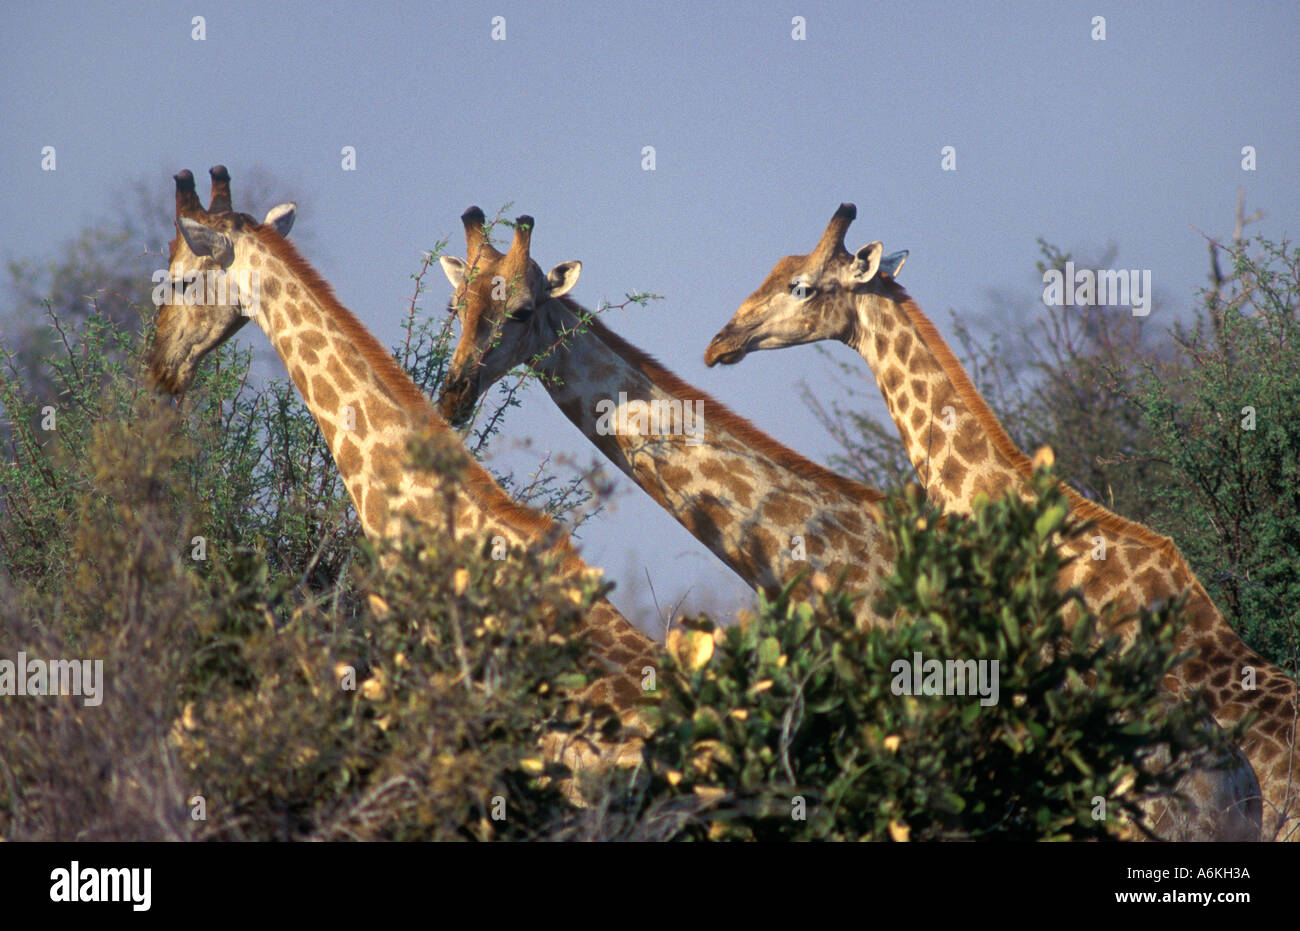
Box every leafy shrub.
[634,471,1242,840]
[175,494,623,841]
[1122,238,1300,674]
[0,389,624,840]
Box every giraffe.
[436,207,894,625]
[705,203,1295,841]
[148,166,659,780]
[435,209,1251,840]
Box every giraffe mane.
[248,223,579,551]
[874,277,1184,566]
[565,298,886,507]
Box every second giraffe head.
[437,209,581,426]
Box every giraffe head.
[148,166,296,393]
[436,208,581,425]
[704,203,907,367]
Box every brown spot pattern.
[311,375,339,412]
[336,437,363,477]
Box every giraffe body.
[706,205,1286,841]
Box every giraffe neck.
[245,235,504,545]
[850,282,1299,840]
[526,297,894,617]
[236,228,660,708]
[851,285,1029,513]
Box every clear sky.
[2,1,1296,635]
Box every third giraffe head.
[704,203,907,367]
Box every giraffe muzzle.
[437,376,475,426]
[704,328,749,367]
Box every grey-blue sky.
[2,1,1296,633]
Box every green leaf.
[1034,504,1066,541]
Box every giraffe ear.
[879,250,908,279]
[440,256,468,289]
[546,261,581,298]
[850,242,883,282]
[178,218,234,264]
[263,202,296,237]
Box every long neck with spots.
[853,282,1298,840]
[529,297,894,619]
[246,233,485,543]
[852,283,1028,513]
[236,230,659,706]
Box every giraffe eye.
[508,305,534,323]
[790,281,815,299]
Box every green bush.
[633,471,1242,840]
[0,387,626,840]
[1122,238,1300,674]
[174,496,624,841]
